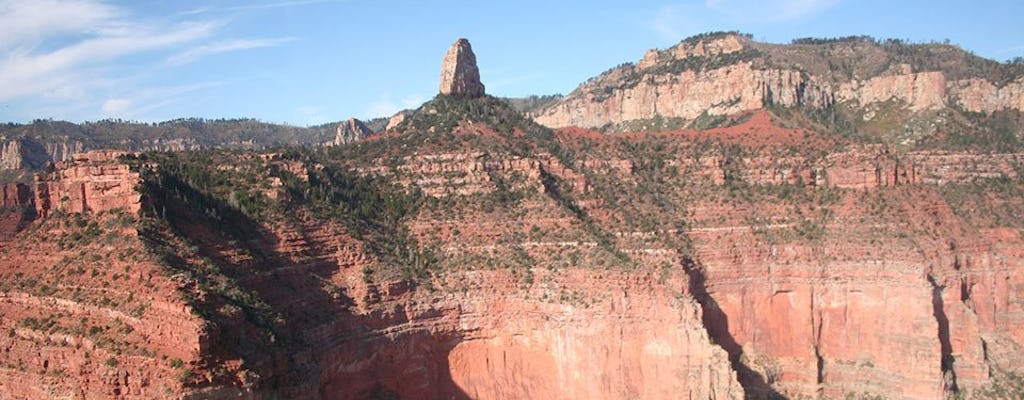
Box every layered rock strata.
[3,135,1024,399]
[534,34,1024,129]
[0,183,30,208]
[34,150,142,218]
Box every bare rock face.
[0,141,23,170]
[0,138,73,171]
[951,76,1024,113]
[0,183,30,208]
[34,150,141,217]
[535,61,834,128]
[0,182,33,239]
[533,33,1024,129]
[439,38,485,97]
[836,68,948,111]
[385,110,411,131]
[329,118,373,146]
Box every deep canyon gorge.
[0,34,1023,400]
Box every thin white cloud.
[168,37,296,65]
[176,6,213,17]
[0,0,297,120]
[365,93,425,119]
[100,98,131,114]
[99,81,229,119]
[0,21,216,102]
[231,0,348,11]
[0,0,120,50]
[181,0,348,15]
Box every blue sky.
[1,0,1022,125]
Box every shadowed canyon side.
[0,148,744,399]
[1,35,1024,400]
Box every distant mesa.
[439,38,485,97]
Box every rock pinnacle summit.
[439,38,485,97]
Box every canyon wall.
[0,183,30,208]
[0,137,83,171]
[349,124,1024,399]
[681,188,1024,399]
[307,269,743,400]
[34,150,142,218]
[2,132,1023,400]
[534,61,834,128]
[950,77,1024,113]
[0,182,33,239]
[534,35,1024,129]
[0,152,204,399]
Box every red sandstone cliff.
[0,152,203,399]
[2,133,1023,399]
[34,150,142,218]
[0,182,33,239]
[0,183,30,209]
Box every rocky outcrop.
[440,269,742,400]
[439,38,485,97]
[306,269,744,400]
[836,68,948,111]
[950,76,1024,113]
[534,34,1024,129]
[535,61,833,128]
[358,149,586,198]
[0,141,22,170]
[329,118,373,146]
[0,138,65,171]
[0,182,33,239]
[0,119,347,175]
[385,110,412,131]
[0,183,30,208]
[34,150,142,217]
[681,186,1024,399]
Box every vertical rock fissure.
[815,348,824,386]
[682,257,786,400]
[927,274,959,394]
[811,288,824,389]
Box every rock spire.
[439,38,485,97]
